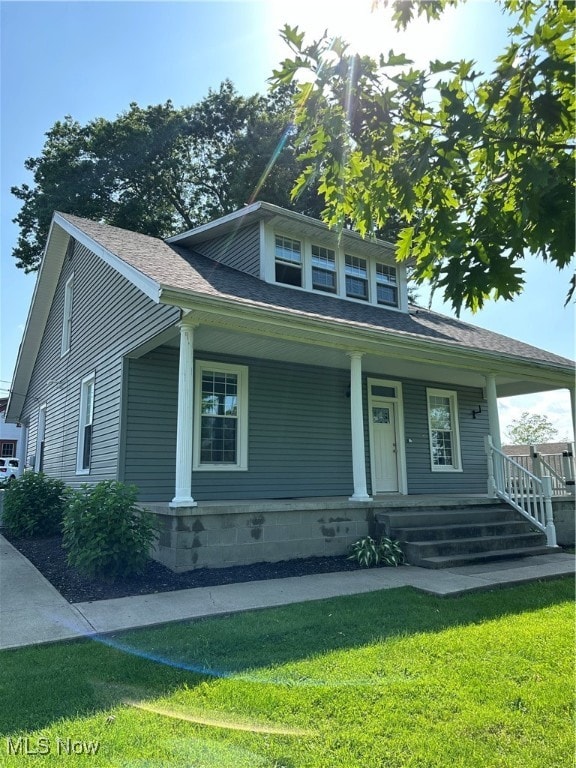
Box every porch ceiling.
[156,322,568,397]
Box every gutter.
[157,286,574,387]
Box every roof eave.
[158,286,574,390]
[166,201,398,255]
[6,216,65,422]
[6,213,162,423]
[55,213,161,303]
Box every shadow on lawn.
[0,578,572,736]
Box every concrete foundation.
[147,498,376,572]
[145,495,502,572]
[551,497,575,546]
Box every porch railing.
[505,443,575,497]
[485,436,557,547]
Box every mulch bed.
[2,530,360,604]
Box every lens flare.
[127,700,314,737]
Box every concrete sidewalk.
[1,534,574,651]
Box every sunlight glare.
[264,0,461,67]
[127,700,314,736]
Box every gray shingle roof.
[59,213,574,372]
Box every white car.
[0,457,22,481]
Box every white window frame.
[76,373,95,475]
[193,361,249,471]
[274,234,302,287]
[311,244,337,294]
[344,254,369,301]
[426,388,463,472]
[61,274,74,356]
[375,262,399,307]
[265,223,406,311]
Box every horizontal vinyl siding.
[401,379,489,494]
[124,350,353,502]
[123,352,490,502]
[122,348,179,498]
[191,224,261,277]
[20,241,180,487]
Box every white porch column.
[348,352,371,501]
[570,387,576,443]
[170,322,197,508]
[485,373,501,450]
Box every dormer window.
[345,255,368,301]
[266,222,406,312]
[312,245,337,293]
[376,263,398,307]
[275,235,302,286]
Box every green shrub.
[62,481,157,579]
[2,472,68,538]
[348,535,405,568]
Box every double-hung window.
[77,374,95,474]
[427,388,462,471]
[0,441,16,457]
[311,244,337,293]
[376,263,398,307]
[194,362,248,470]
[61,275,74,356]
[275,235,302,287]
[345,255,368,300]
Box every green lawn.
[0,579,574,767]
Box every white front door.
[370,399,399,493]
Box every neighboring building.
[6,202,575,569]
[503,443,572,456]
[0,397,25,464]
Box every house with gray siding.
[7,202,575,570]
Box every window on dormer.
[345,255,368,300]
[312,245,337,293]
[275,235,302,286]
[376,263,398,307]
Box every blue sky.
[1,0,574,440]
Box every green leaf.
[396,226,414,261]
[381,50,413,67]
[429,59,459,74]
[280,24,306,51]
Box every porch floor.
[146,494,494,516]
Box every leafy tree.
[505,411,559,445]
[11,81,325,272]
[272,0,575,313]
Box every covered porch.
[122,306,574,571]
[128,311,574,497]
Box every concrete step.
[375,504,518,531]
[415,546,560,569]
[403,532,547,561]
[392,520,537,542]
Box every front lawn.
[0,579,573,767]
